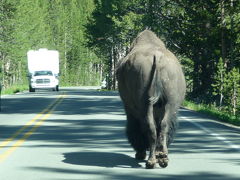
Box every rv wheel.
[29,86,35,92]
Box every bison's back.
[117,45,185,117]
[117,46,160,117]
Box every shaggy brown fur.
[116,30,186,169]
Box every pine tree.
[212,58,227,108]
[225,68,240,116]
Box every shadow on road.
[1,87,240,179]
[25,166,240,180]
[0,87,119,115]
[63,151,142,168]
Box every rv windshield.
[34,71,53,76]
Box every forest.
[0,0,239,120]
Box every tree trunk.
[232,82,237,116]
[219,70,224,107]
[221,0,227,66]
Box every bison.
[116,30,186,169]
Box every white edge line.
[180,116,240,152]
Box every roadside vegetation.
[183,100,239,126]
[1,0,239,125]
[0,84,28,95]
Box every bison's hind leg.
[154,105,169,168]
[156,151,169,168]
[157,103,178,168]
[135,151,147,160]
[126,113,148,161]
[156,125,169,168]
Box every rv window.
[34,71,53,76]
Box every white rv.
[27,48,60,92]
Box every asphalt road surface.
[0,87,239,180]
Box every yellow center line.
[0,111,46,148]
[0,93,66,162]
[0,95,62,149]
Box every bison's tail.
[147,55,161,104]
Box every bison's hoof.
[146,159,156,169]
[158,158,168,168]
[156,152,167,159]
[156,152,169,168]
[135,151,146,160]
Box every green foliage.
[86,0,149,89]
[86,0,240,122]
[212,58,240,116]
[183,100,240,126]
[180,56,194,94]
[1,0,240,123]
[224,68,240,115]
[0,0,100,90]
[212,58,226,106]
[1,84,28,95]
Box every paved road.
[0,87,239,180]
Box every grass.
[1,84,28,95]
[183,100,240,126]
